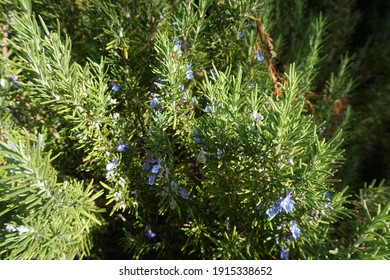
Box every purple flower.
[109,81,120,92]
[205,105,212,113]
[186,64,194,80]
[194,137,201,143]
[117,142,129,152]
[289,220,301,239]
[255,51,264,62]
[106,158,119,171]
[238,31,243,39]
[280,245,288,260]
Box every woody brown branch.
[254,15,284,98]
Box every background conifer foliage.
[0,0,389,260]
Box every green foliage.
[330,180,390,259]
[0,0,389,260]
[0,127,103,259]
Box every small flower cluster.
[143,152,164,185]
[278,220,301,260]
[266,189,295,219]
[168,180,189,200]
[163,180,189,210]
[105,140,129,171]
[266,189,301,259]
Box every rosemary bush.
[1,0,389,259]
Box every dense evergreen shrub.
[1,0,389,259]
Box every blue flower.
[289,220,301,239]
[280,245,289,260]
[9,75,19,89]
[205,105,212,113]
[180,187,189,199]
[9,74,17,83]
[150,93,158,108]
[143,161,151,171]
[186,64,194,80]
[146,226,156,239]
[237,31,243,39]
[148,174,155,185]
[278,189,295,213]
[255,51,264,62]
[193,129,201,143]
[117,142,129,152]
[109,81,120,92]
[266,189,295,219]
[173,39,182,53]
[106,158,119,171]
[266,204,279,219]
[143,151,155,171]
[151,158,162,174]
